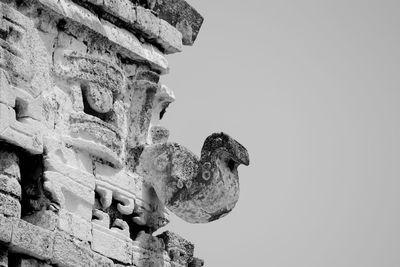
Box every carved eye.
[202,171,211,180]
[177,179,184,189]
[203,162,211,170]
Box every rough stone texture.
[151,0,204,45]
[137,133,250,223]
[0,1,249,266]
[10,219,54,260]
[158,231,194,266]
[0,215,12,244]
[91,225,133,264]
[23,210,58,231]
[52,232,94,267]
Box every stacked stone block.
[0,0,208,266]
[0,0,249,266]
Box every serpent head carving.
[137,132,249,223]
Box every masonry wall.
[0,0,205,266]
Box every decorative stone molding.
[0,0,249,266]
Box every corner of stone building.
[0,0,248,266]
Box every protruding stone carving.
[0,0,249,265]
[137,132,250,223]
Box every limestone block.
[91,225,133,264]
[136,6,160,39]
[54,51,125,97]
[0,193,20,218]
[0,45,33,85]
[52,232,94,267]
[0,175,21,199]
[36,0,169,73]
[126,80,158,148]
[81,0,182,54]
[103,0,137,24]
[94,162,142,196]
[151,0,204,45]
[44,137,95,190]
[0,150,19,180]
[92,210,130,240]
[91,252,114,267]
[0,104,43,155]
[60,0,105,34]
[23,210,58,231]
[189,258,204,267]
[10,219,54,260]
[0,215,12,244]
[58,209,92,242]
[158,19,183,54]
[100,19,169,73]
[43,171,94,221]
[63,113,123,168]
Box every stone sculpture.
[0,0,249,266]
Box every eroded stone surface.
[137,132,249,223]
[0,1,249,266]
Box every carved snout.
[136,132,249,224]
[224,133,250,166]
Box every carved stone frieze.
[0,0,249,266]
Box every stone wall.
[0,0,248,266]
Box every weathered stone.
[43,171,94,221]
[35,0,169,73]
[23,210,58,231]
[91,252,114,267]
[0,104,43,154]
[0,146,22,183]
[136,6,160,39]
[158,19,183,53]
[52,232,94,267]
[0,193,20,218]
[0,1,249,266]
[103,0,137,24]
[0,175,21,199]
[0,215,12,244]
[158,231,193,266]
[150,126,170,144]
[137,133,249,223]
[58,209,92,242]
[151,0,204,45]
[91,225,133,264]
[10,219,54,260]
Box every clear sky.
[159,0,400,266]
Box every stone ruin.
[0,0,249,266]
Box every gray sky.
[159,0,400,266]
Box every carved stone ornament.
[0,0,249,266]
